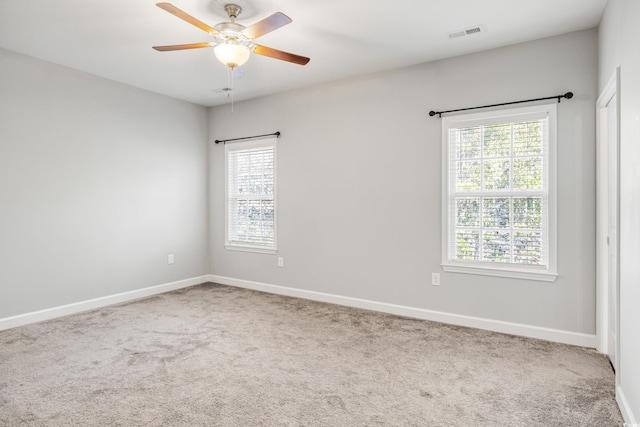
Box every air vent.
[449,25,484,39]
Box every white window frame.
[441,104,558,282]
[225,137,277,254]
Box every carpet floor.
[0,283,623,426]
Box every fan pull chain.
[231,67,234,113]
[226,66,235,113]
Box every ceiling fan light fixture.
[214,42,250,68]
[153,3,310,69]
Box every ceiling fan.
[152,2,310,70]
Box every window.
[225,138,276,253]
[441,104,557,281]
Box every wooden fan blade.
[156,2,218,35]
[153,42,213,51]
[253,45,310,65]
[241,12,291,40]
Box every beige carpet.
[0,283,623,426]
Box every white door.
[596,70,619,371]
[606,91,619,371]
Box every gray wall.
[599,0,640,421]
[0,49,210,318]
[210,29,598,335]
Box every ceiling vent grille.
[449,25,484,39]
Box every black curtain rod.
[429,92,573,118]
[215,131,281,144]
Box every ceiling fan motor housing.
[215,4,249,45]
[215,22,246,34]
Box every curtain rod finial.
[429,111,437,117]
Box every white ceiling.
[0,0,607,107]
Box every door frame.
[595,68,620,373]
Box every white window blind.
[441,104,557,281]
[225,138,276,252]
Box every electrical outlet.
[168,253,175,265]
[431,273,440,286]
[277,257,284,268]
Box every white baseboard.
[617,385,638,425]
[2,273,598,349]
[0,275,209,331]
[208,274,597,348]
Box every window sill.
[225,244,277,255]
[441,263,558,282]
